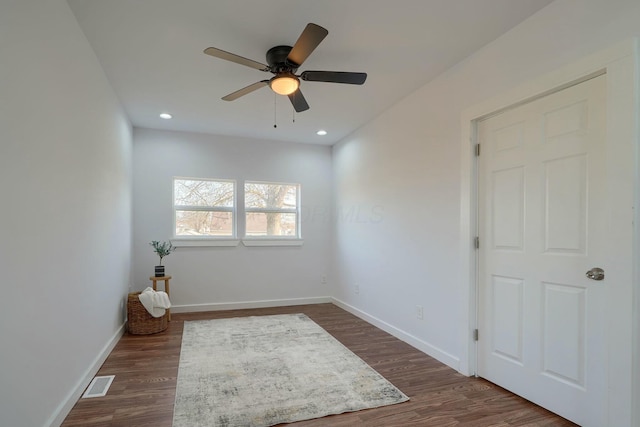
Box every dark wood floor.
[62,304,576,426]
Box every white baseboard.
[171,296,332,313]
[47,323,125,427]
[331,298,461,372]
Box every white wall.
[132,128,332,309]
[0,1,132,426]
[333,0,640,390]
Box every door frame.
[458,39,639,426]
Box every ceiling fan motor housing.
[266,45,298,71]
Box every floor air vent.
[82,375,115,398]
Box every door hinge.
[473,329,479,341]
[475,143,481,156]
[474,236,480,249]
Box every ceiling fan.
[204,23,367,112]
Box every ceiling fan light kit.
[270,73,299,96]
[204,23,367,112]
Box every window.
[173,178,235,237]
[245,181,300,238]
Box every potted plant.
[150,240,175,277]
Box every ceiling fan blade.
[288,90,310,112]
[222,80,269,101]
[204,47,268,71]
[286,23,328,67]
[300,71,367,85]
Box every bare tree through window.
[174,179,235,236]
[245,182,299,237]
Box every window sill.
[242,239,304,247]
[171,238,240,247]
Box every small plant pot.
[154,265,165,277]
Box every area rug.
[172,313,409,427]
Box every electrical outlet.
[321,275,327,284]
[354,284,360,295]
[416,305,424,320]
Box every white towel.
[138,287,171,318]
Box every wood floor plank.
[62,303,576,426]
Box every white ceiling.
[67,0,554,145]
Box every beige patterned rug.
[172,313,409,427]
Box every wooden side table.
[149,275,171,321]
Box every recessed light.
[159,113,172,119]
[316,130,327,136]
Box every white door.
[477,75,607,426]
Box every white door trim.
[459,38,639,426]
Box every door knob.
[586,267,605,281]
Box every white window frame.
[171,177,239,247]
[243,180,303,246]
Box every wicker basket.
[127,292,168,335]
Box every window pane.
[174,179,234,207]
[175,210,233,236]
[245,212,297,236]
[245,183,297,209]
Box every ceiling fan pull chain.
[273,93,277,128]
[292,108,295,123]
